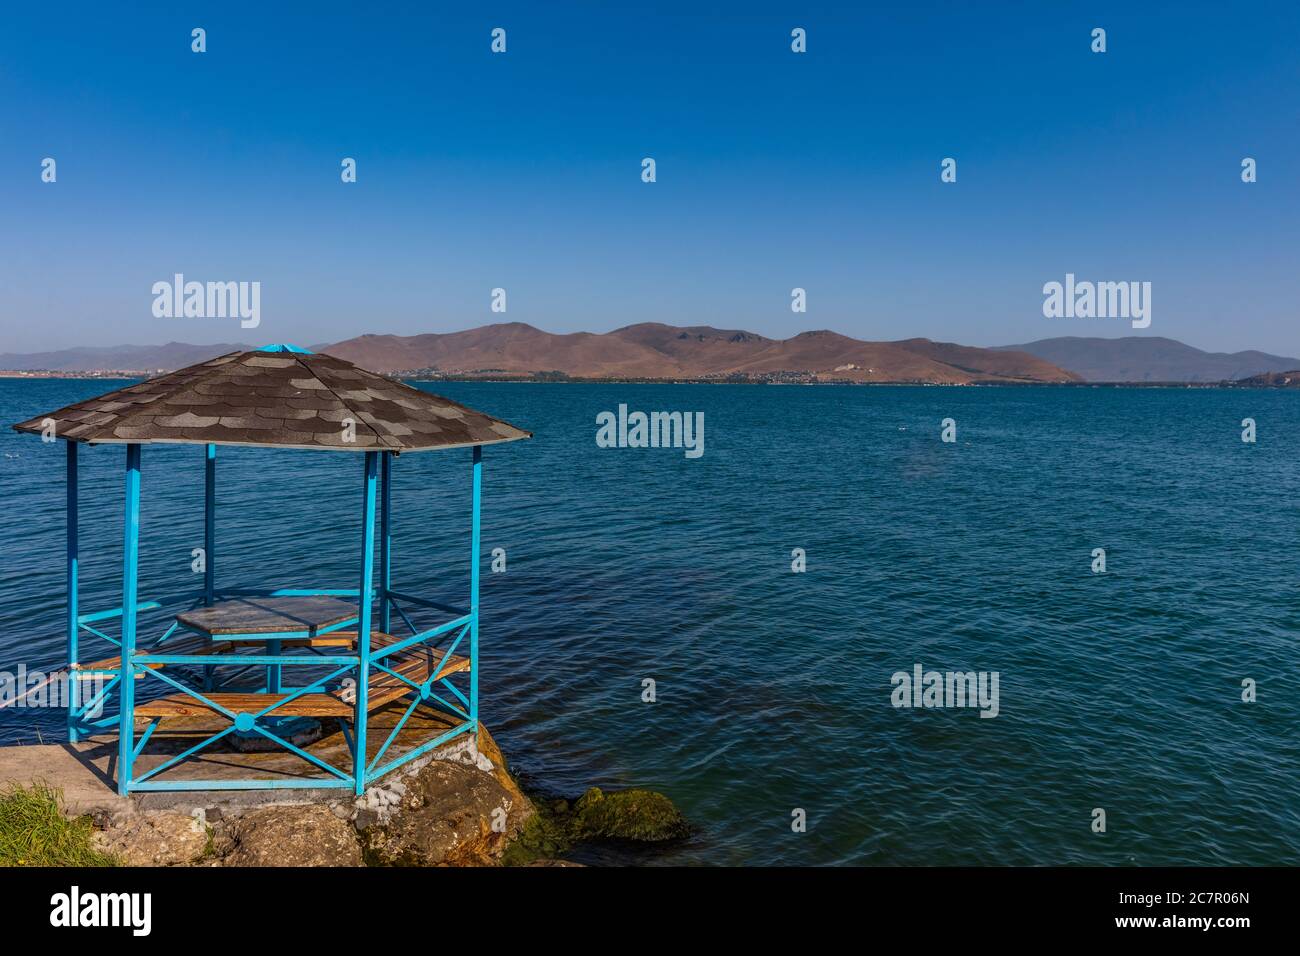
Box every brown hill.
[323,322,1079,384]
[324,324,672,378]
[891,338,1075,382]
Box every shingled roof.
[12,345,531,453]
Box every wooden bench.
[71,634,223,679]
[4,634,226,709]
[70,633,352,679]
[133,631,469,720]
[365,632,471,710]
[134,690,354,718]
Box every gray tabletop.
[175,595,359,638]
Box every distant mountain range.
[996,336,1300,383]
[3,327,1298,385]
[0,342,253,374]
[322,323,1078,384]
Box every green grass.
[0,783,118,867]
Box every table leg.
[267,639,282,693]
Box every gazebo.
[11,344,530,796]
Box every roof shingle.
[12,348,531,453]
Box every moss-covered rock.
[498,785,689,864]
[569,787,691,843]
[499,808,571,866]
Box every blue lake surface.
[2,379,1298,865]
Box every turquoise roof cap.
[257,344,313,354]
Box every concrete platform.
[0,702,476,814]
[0,740,132,815]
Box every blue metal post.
[204,444,215,605]
[266,640,282,693]
[66,442,79,743]
[379,451,392,634]
[203,443,216,691]
[354,451,378,794]
[469,445,481,732]
[118,443,142,796]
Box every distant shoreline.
[6,328,1298,387]
[3,370,1296,389]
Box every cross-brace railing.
[59,441,485,795]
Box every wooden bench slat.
[72,634,225,679]
[227,635,353,648]
[132,646,469,720]
[364,652,469,710]
[72,633,354,679]
[134,692,354,719]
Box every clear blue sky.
[1,1,1297,355]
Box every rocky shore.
[81,727,688,867]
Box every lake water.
[2,379,1298,865]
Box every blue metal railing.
[60,443,484,795]
[69,585,474,788]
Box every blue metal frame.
[380,451,392,634]
[202,444,216,690]
[354,451,378,795]
[118,443,141,796]
[51,437,488,794]
[470,444,481,731]
[204,444,216,605]
[66,441,79,743]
